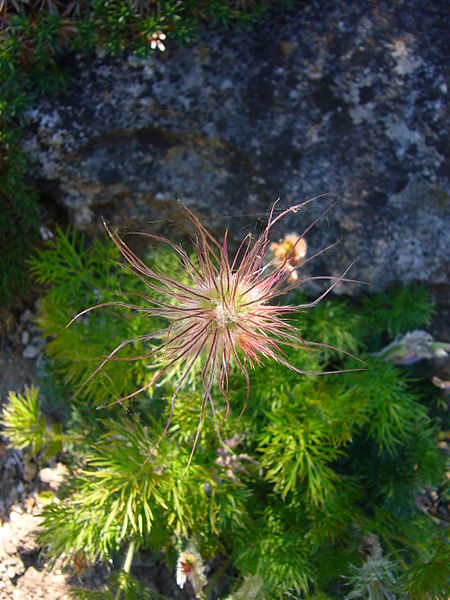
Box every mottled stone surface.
[23,0,449,292]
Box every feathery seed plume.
[69,198,362,466]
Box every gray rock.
[23,1,449,293]
[19,310,33,324]
[21,331,30,346]
[22,345,40,360]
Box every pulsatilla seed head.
[69,198,363,467]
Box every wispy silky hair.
[68,198,364,466]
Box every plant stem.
[114,539,136,600]
[123,539,136,575]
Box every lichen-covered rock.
[23,0,449,292]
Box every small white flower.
[176,542,207,598]
[149,31,166,52]
[39,225,54,240]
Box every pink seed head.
[70,198,363,467]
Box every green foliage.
[234,504,316,597]
[257,384,345,504]
[40,419,170,561]
[401,538,450,600]
[71,570,154,600]
[0,130,40,304]
[1,385,46,456]
[345,358,425,455]
[29,227,167,407]
[0,384,64,461]
[2,229,446,598]
[361,284,434,339]
[225,575,268,600]
[299,296,363,360]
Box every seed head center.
[214,301,238,329]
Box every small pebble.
[21,330,30,345]
[8,491,18,505]
[6,566,15,579]
[9,510,20,523]
[23,460,38,482]
[39,463,69,490]
[23,345,39,359]
[20,309,33,323]
[3,457,16,470]
[24,496,35,513]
